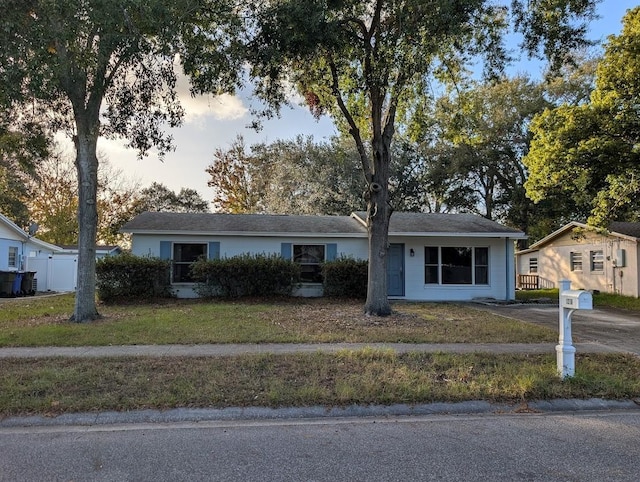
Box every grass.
[1,351,639,416]
[0,294,557,347]
[2,293,637,417]
[516,288,640,311]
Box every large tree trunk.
[70,117,100,322]
[364,197,392,316]
[363,133,393,316]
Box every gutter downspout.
[506,237,510,301]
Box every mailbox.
[560,290,593,310]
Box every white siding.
[395,236,512,301]
[517,230,640,297]
[132,233,516,301]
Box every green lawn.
[1,351,639,416]
[0,294,557,347]
[2,293,638,416]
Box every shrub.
[96,253,172,303]
[322,256,368,298]
[191,253,301,298]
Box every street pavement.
[2,411,640,481]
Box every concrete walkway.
[0,341,624,359]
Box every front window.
[570,252,583,272]
[424,247,489,285]
[590,250,604,271]
[8,246,18,268]
[529,257,538,274]
[173,243,207,282]
[293,244,325,283]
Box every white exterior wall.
[132,233,516,301]
[131,233,369,298]
[394,236,513,301]
[517,231,639,297]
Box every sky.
[85,0,638,205]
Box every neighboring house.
[122,211,525,301]
[516,221,640,297]
[0,212,64,293]
[1,213,122,293]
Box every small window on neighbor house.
[173,243,207,282]
[590,250,604,272]
[293,244,325,283]
[570,252,583,272]
[529,257,538,274]
[8,246,18,268]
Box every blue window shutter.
[208,242,220,260]
[159,241,171,260]
[326,243,337,261]
[281,243,292,260]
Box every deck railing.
[518,274,539,290]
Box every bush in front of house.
[96,253,172,303]
[322,256,368,298]
[191,253,301,298]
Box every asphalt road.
[475,303,640,355]
[1,411,639,481]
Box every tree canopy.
[248,0,598,315]
[0,0,243,321]
[524,6,640,227]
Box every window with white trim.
[293,244,325,283]
[8,246,18,268]
[570,252,583,271]
[173,243,207,282]
[590,250,604,272]
[424,247,489,285]
[529,257,538,274]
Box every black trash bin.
[0,271,17,297]
[21,271,37,296]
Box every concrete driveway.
[475,303,640,355]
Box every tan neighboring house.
[516,221,640,297]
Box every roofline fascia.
[388,232,526,238]
[530,221,639,249]
[1,213,63,251]
[126,230,369,238]
[125,229,525,239]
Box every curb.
[2,399,638,429]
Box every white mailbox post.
[557,280,593,379]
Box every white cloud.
[175,74,248,125]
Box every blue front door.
[387,244,405,296]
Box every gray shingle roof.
[610,222,640,239]
[122,212,367,234]
[122,211,524,237]
[352,212,523,235]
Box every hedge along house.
[516,221,640,297]
[122,211,526,300]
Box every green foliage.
[247,0,598,315]
[191,254,301,298]
[96,253,172,303]
[524,7,640,226]
[0,0,243,321]
[208,135,366,215]
[322,257,368,299]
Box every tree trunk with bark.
[70,116,101,322]
[363,132,393,316]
